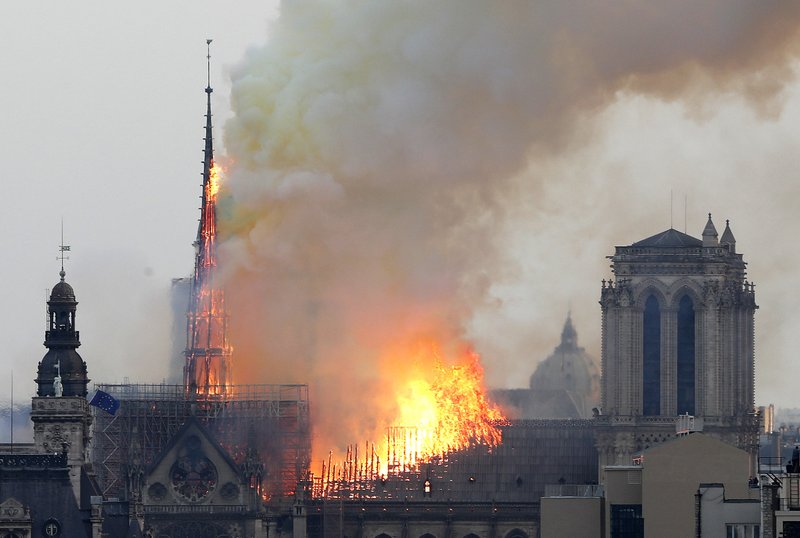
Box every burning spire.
[183,39,232,397]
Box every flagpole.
[10,369,13,454]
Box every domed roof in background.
[530,314,599,395]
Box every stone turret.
[702,213,719,247]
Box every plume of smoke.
[219,1,800,456]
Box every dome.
[49,270,77,303]
[36,348,88,397]
[530,315,599,396]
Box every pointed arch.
[504,530,529,538]
[667,279,704,308]
[642,294,661,416]
[634,281,669,310]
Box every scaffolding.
[311,419,597,503]
[90,383,310,499]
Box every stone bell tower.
[30,267,92,498]
[595,215,758,475]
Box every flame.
[207,161,222,200]
[387,345,504,470]
[185,158,233,397]
[311,342,505,496]
[366,344,505,474]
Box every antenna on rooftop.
[9,370,13,454]
[684,194,687,234]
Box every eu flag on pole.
[89,390,120,416]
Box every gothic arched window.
[677,295,696,415]
[642,295,661,416]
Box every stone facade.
[131,418,266,538]
[596,217,759,475]
[30,396,92,498]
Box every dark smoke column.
[183,41,232,397]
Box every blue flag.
[89,390,120,416]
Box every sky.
[3,2,800,448]
[0,1,279,392]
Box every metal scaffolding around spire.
[183,39,233,397]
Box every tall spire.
[184,40,232,397]
[203,38,214,207]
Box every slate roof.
[720,220,736,245]
[0,459,90,537]
[632,228,703,248]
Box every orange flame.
[374,343,505,474]
[186,158,233,397]
[207,161,222,200]
[311,342,505,495]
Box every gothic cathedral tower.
[595,215,758,474]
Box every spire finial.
[206,39,213,94]
[58,219,70,281]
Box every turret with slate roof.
[702,213,719,247]
[720,219,736,253]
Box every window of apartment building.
[782,521,800,538]
[725,523,760,538]
[611,504,644,538]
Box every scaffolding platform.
[90,383,310,500]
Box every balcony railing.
[0,453,68,468]
[143,504,247,515]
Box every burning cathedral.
[0,48,761,538]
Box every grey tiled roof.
[632,228,702,248]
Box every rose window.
[169,435,218,502]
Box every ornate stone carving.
[170,436,218,503]
[43,424,71,453]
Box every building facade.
[596,217,759,473]
[0,270,103,538]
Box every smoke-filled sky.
[3,2,800,448]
